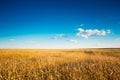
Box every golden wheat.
[0,49,120,80]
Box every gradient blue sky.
[0,0,120,48]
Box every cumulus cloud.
[53,34,65,40]
[68,39,78,43]
[76,28,111,38]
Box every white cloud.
[68,39,78,43]
[107,30,111,34]
[53,34,65,40]
[76,28,111,38]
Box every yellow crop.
[0,49,120,80]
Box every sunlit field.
[0,49,120,80]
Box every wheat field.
[0,49,120,80]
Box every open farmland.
[0,49,120,80]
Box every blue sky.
[0,0,120,48]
